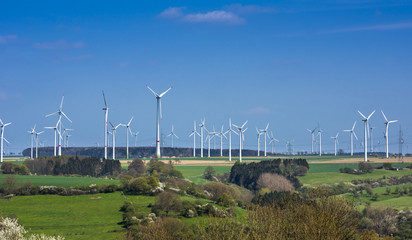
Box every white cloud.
[33,40,85,50]
[224,4,276,14]
[241,107,271,115]
[0,35,17,44]
[159,7,185,19]
[183,10,245,24]
[327,22,412,33]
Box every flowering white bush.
[0,217,64,240]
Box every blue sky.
[1,0,411,155]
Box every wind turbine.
[45,95,72,156]
[102,91,110,159]
[66,134,72,148]
[260,123,270,156]
[343,121,358,156]
[204,127,213,157]
[331,132,339,156]
[44,119,61,156]
[0,119,12,163]
[218,125,227,157]
[133,131,140,147]
[189,121,200,157]
[306,127,317,154]
[146,85,173,158]
[224,118,238,161]
[35,130,44,159]
[121,117,134,159]
[210,126,219,150]
[109,122,122,160]
[358,110,375,162]
[199,119,206,158]
[317,124,323,156]
[256,128,263,157]
[268,131,279,154]
[166,124,179,148]
[62,127,73,148]
[381,110,398,158]
[370,126,375,153]
[232,120,248,162]
[28,124,36,159]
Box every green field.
[0,192,126,240]
[175,165,232,184]
[0,174,120,188]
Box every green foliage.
[127,158,146,177]
[228,159,308,191]
[204,182,241,202]
[152,191,183,216]
[147,159,183,180]
[203,166,216,180]
[126,176,159,194]
[2,174,19,194]
[24,156,121,177]
[359,162,374,174]
[383,163,393,170]
[216,193,235,207]
[1,162,30,175]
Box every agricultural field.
[0,174,120,188]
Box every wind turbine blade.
[3,138,10,144]
[174,133,179,139]
[102,91,107,107]
[389,120,398,124]
[358,111,367,119]
[166,133,172,137]
[128,117,134,126]
[189,132,195,137]
[381,110,388,122]
[59,95,64,111]
[232,124,240,129]
[343,130,351,132]
[61,112,73,123]
[274,138,279,142]
[146,85,160,97]
[0,118,3,125]
[45,112,59,118]
[306,129,312,133]
[241,120,248,128]
[3,122,12,127]
[159,86,173,98]
[265,123,269,130]
[353,132,358,140]
[352,121,357,130]
[38,131,45,135]
[116,124,122,129]
[256,127,260,134]
[109,122,115,129]
[242,127,248,133]
[367,110,375,119]
[129,128,133,136]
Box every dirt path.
[311,157,412,164]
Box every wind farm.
[1,1,412,239]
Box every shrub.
[152,191,183,216]
[203,166,216,180]
[128,158,146,176]
[216,193,235,207]
[127,177,152,194]
[383,163,393,170]
[359,162,374,174]
[256,173,295,192]
[204,182,241,202]
[1,163,30,175]
[2,175,19,194]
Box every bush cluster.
[1,162,30,175]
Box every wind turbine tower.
[218,125,227,157]
[146,85,173,158]
[306,127,317,154]
[358,110,375,162]
[261,123,270,156]
[0,119,11,163]
[269,131,279,154]
[28,124,36,159]
[102,91,110,159]
[225,118,238,161]
[344,121,358,156]
[199,119,206,158]
[331,132,339,156]
[256,128,263,157]
[189,121,200,157]
[166,124,179,147]
[110,122,122,160]
[382,110,398,158]
[45,95,73,156]
[317,124,323,156]
[121,117,134,159]
[232,120,248,162]
[35,131,44,159]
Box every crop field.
[0,174,120,188]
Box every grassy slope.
[0,174,120,188]
[0,192,125,240]
[175,165,232,184]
